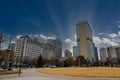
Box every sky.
[0,0,120,55]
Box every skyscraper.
[94,47,99,61]
[64,50,72,57]
[73,46,78,57]
[99,48,107,63]
[76,20,95,62]
[107,46,120,64]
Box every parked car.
[50,65,56,68]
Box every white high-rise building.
[107,46,120,64]
[99,48,107,62]
[14,35,43,64]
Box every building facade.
[99,48,107,63]
[64,50,72,57]
[0,50,15,67]
[43,43,61,60]
[47,38,62,58]
[76,20,95,62]
[94,47,99,61]
[107,46,120,64]
[14,35,62,65]
[73,46,78,57]
[14,35,43,65]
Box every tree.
[66,57,73,66]
[36,55,43,67]
[77,55,87,66]
[64,60,69,67]
[55,59,63,67]
[73,59,78,66]
[0,56,3,66]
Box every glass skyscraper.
[76,20,95,62]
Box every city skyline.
[0,0,120,53]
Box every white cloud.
[40,34,48,40]
[118,25,120,28]
[11,40,15,44]
[118,31,120,35]
[47,36,56,40]
[35,34,56,40]
[93,36,102,45]
[109,31,120,44]
[16,35,22,39]
[109,33,117,38]
[103,38,118,46]
[98,33,104,35]
[74,34,77,40]
[93,31,120,48]
[16,34,57,43]
[63,38,77,54]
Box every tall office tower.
[47,38,62,58]
[107,46,120,64]
[14,35,43,65]
[52,38,62,58]
[73,46,78,57]
[76,20,95,62]
[99,48,107,63]
[64,50,72,57]
[94,47,99,61]
[43,43,61,60]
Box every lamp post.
[19,51,23,76]
[18,39,24,76]
[79,57,80,67]
[4,36,11,69]
[4,49,10,69]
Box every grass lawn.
[39,67,120,78]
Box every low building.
[0,50,15,67]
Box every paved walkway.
[0,68,120,80]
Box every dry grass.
[39,67,120,78]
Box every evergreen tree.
[66,57,73,66]
[36,55,43,67]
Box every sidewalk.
[0,68,120,80]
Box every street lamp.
[4,49,10,69]
[19,51,23,76]
[18,39,24,76]
[4,36,11,69]
[79,57,80,67]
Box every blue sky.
[0,0,120,52]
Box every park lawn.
[39,67,120,78]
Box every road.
[0,68,120,80]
